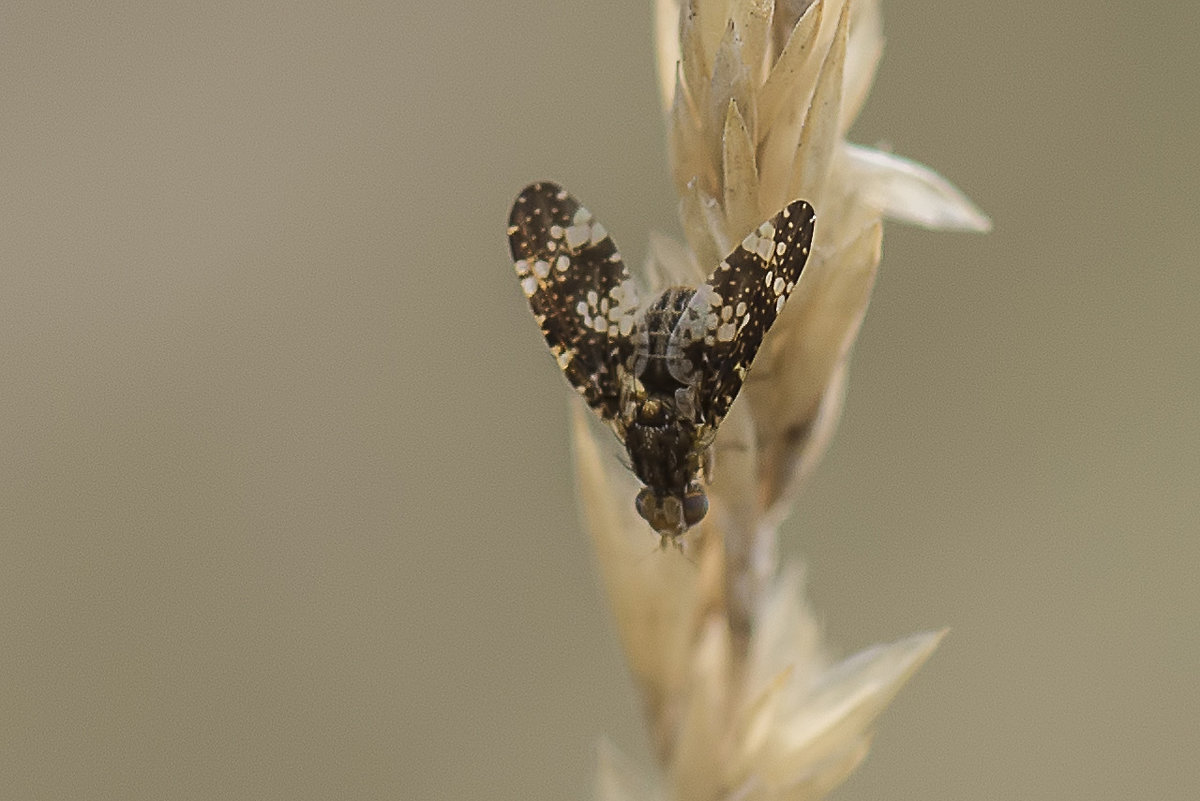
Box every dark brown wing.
[507,182,640,423]
[666,199,816,426]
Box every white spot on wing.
[565,225,589,249]
[755,238,773,261]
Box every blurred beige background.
[2,2,1196,799]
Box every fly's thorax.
[624,402,697,490]
[622,384,712,538]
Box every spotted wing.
[667,199,816,426]
[507,182,641,424]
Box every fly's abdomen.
[633,287,696,391]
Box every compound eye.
[682,486,708,528]
[634,487,655,524]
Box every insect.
[507,182,815,544]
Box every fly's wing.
[667,199,816,426]
[507,182,641,425]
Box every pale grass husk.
[576,2,987,799]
